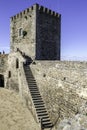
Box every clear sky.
[0,0,87,60]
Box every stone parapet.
[11,3,60,21]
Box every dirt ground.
[0,88,40,130]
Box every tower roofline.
[10,3,61,21]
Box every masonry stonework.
[10,5,36,59]
[0,54,8,88]
[36,5,61,60]
[10,4,61,60]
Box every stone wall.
[29,61,87,127]
[0,54,8,87]
[36,5,61,60]
[5,52,39,122]
[6,52,26,90]
[0,54,8,73]
[1,53,87,129]
[10,5,36,59]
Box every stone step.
[31,93,41,96]
[32,95,41,98]
[36,107,46,111]
[41,118,51,123]
[30,91,40,94]
[25,73,33,75]
[35,107,46,111]
[24,68,30,70]
[26,76,34,78]
[26,76,36,81]
[29,85,38,87]
[37,110,47,114]
[33,102,44,105]
[24,67,30,69]
[33,99,44,102]
[28,83,37,85]
[32,97,42,101]
[42,121,52,125]
[31,94,41,97]
[29,84,37,86]
[33,100,43,104]
[29,82,37,84]
[34,102,44,105]
[26,77,35,79]
[32,95,42,98]
[43,123,53,128]
[24,71,32,73]
[24,68,29,70]
[38,115,49,119]
[28,85,37,87]
[37,113,48,117]
[25,75,33,77]
[33,99,43,102]
[31,92,40,96]
[35,104,45,108]
[36,106,46,110]
[30,88,39,90]
[30,90,40,94]
[28,81,37,84]
[30,89,39,92]
[27,77,36,82]
[28,84,37,86]
[28,80,36,82]
[27,78,35,79]
[26,78,36,80]
[29,88,39,90]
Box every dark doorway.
[0,74,4,87]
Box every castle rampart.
[29,61,87,125]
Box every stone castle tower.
[10,3,61,60]
[1,3,87,129]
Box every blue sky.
[0,0,87,60]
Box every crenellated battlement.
[11,3,60,21]
[37,4,60,17]
[11,5,34,21]
[36,4,60,18]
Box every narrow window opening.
[8,71,11,78]
[16,59,19,69]
[19,28,23,37]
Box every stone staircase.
[24,65,53,129]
